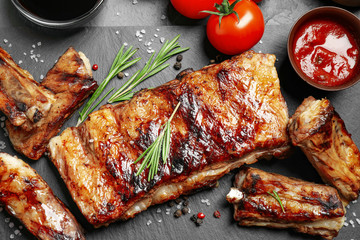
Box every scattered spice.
[195,218,203,226]
[182,207,189,215]
[182,196,189,200]
[174,198,182,204]
[183,200,189,206]
[213,210,221,218]
[173,62,181,70]
[190,214,197,222]
[197,212,205,219]
[209,59,216,64]
[92,64,98,71]
[176,54,183,62]
[117,72,124,79]
[168,201,175,207]
[174,209,182,218]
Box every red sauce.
[293,18,359,86]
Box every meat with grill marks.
[227,167,345,240]
[0,153,85,240]
[48,51,291,227]
[288,96,360,203]
[4,47,98,160]
[0,47,55,128]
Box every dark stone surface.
[0,1,359,240]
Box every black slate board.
[0,24,359,240]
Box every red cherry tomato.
[170,0,223,19]
[206,0,264,55]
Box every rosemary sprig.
[77,45,141,126]
[134,102,181,181]
[267,190,285,213]
[107,35,189,103]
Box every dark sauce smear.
[18,0,99,21]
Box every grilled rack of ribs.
[0,153,85,240]
[227,167,345,240]
[0,47,55,128]
[48,51,291,227]
[3,47,98,160]
[288,96,360,203]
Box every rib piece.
[288,96,360,202]
[48,51,291,227]
[0,47,55,127]
[227,167,345,240]
[0,153,85,240]
[5,47,98,160]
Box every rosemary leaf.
[267,190,285,213]
[134,102,181,181]
[77,45,140,126]
[107,35,189,103]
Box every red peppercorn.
[197,212,205,219]
[214,210,221,218]
[92,64,98,71]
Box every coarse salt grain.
[132,0,138,4]
[352,200,358,204]
[124,42,128,46]
[353,212,356,217]
[32,44,36,48]
[259,40,263,44]
[0,141,6,150]
[18,60,22,64]
[146,220,152,226]
[40,59,44,63]
[349,219,355,227]
[5,218,10,223]
[156,208,161,213]
[14,229,20,235]
[40,75,44,79]
[157,219,162,223]
[344,221,349,227]
[116,12,120,16]
[3,39,8,43]
[356,218,360,225]
[8,43,12,48]
[124,72,129,77]
[115,31,119,35]
[9,222,14,228]
[160,37,165,43]
[156,28,160,32]
[160,15,166,20]
[37,42,41,46]
[23,52,27,56]
[140,29,146,34]
[10,234,14,239]
[135,30,141,37]
[154,34,158,38]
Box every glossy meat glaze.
[48,51,290,227]
[227,167,345,240]
[288,96,360,203]
[0,47,55,128]
[6,47,98,160]
[0,153,84,240]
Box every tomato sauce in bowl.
[293,18,359,87]
[288,7,360,91]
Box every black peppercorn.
[168,201,175,207]
[183,200,189,206]
[182,207,189,215]
[117,72,124,79]
[176,54,183,62]
[174,209,182,218]
[173,62,181,70]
